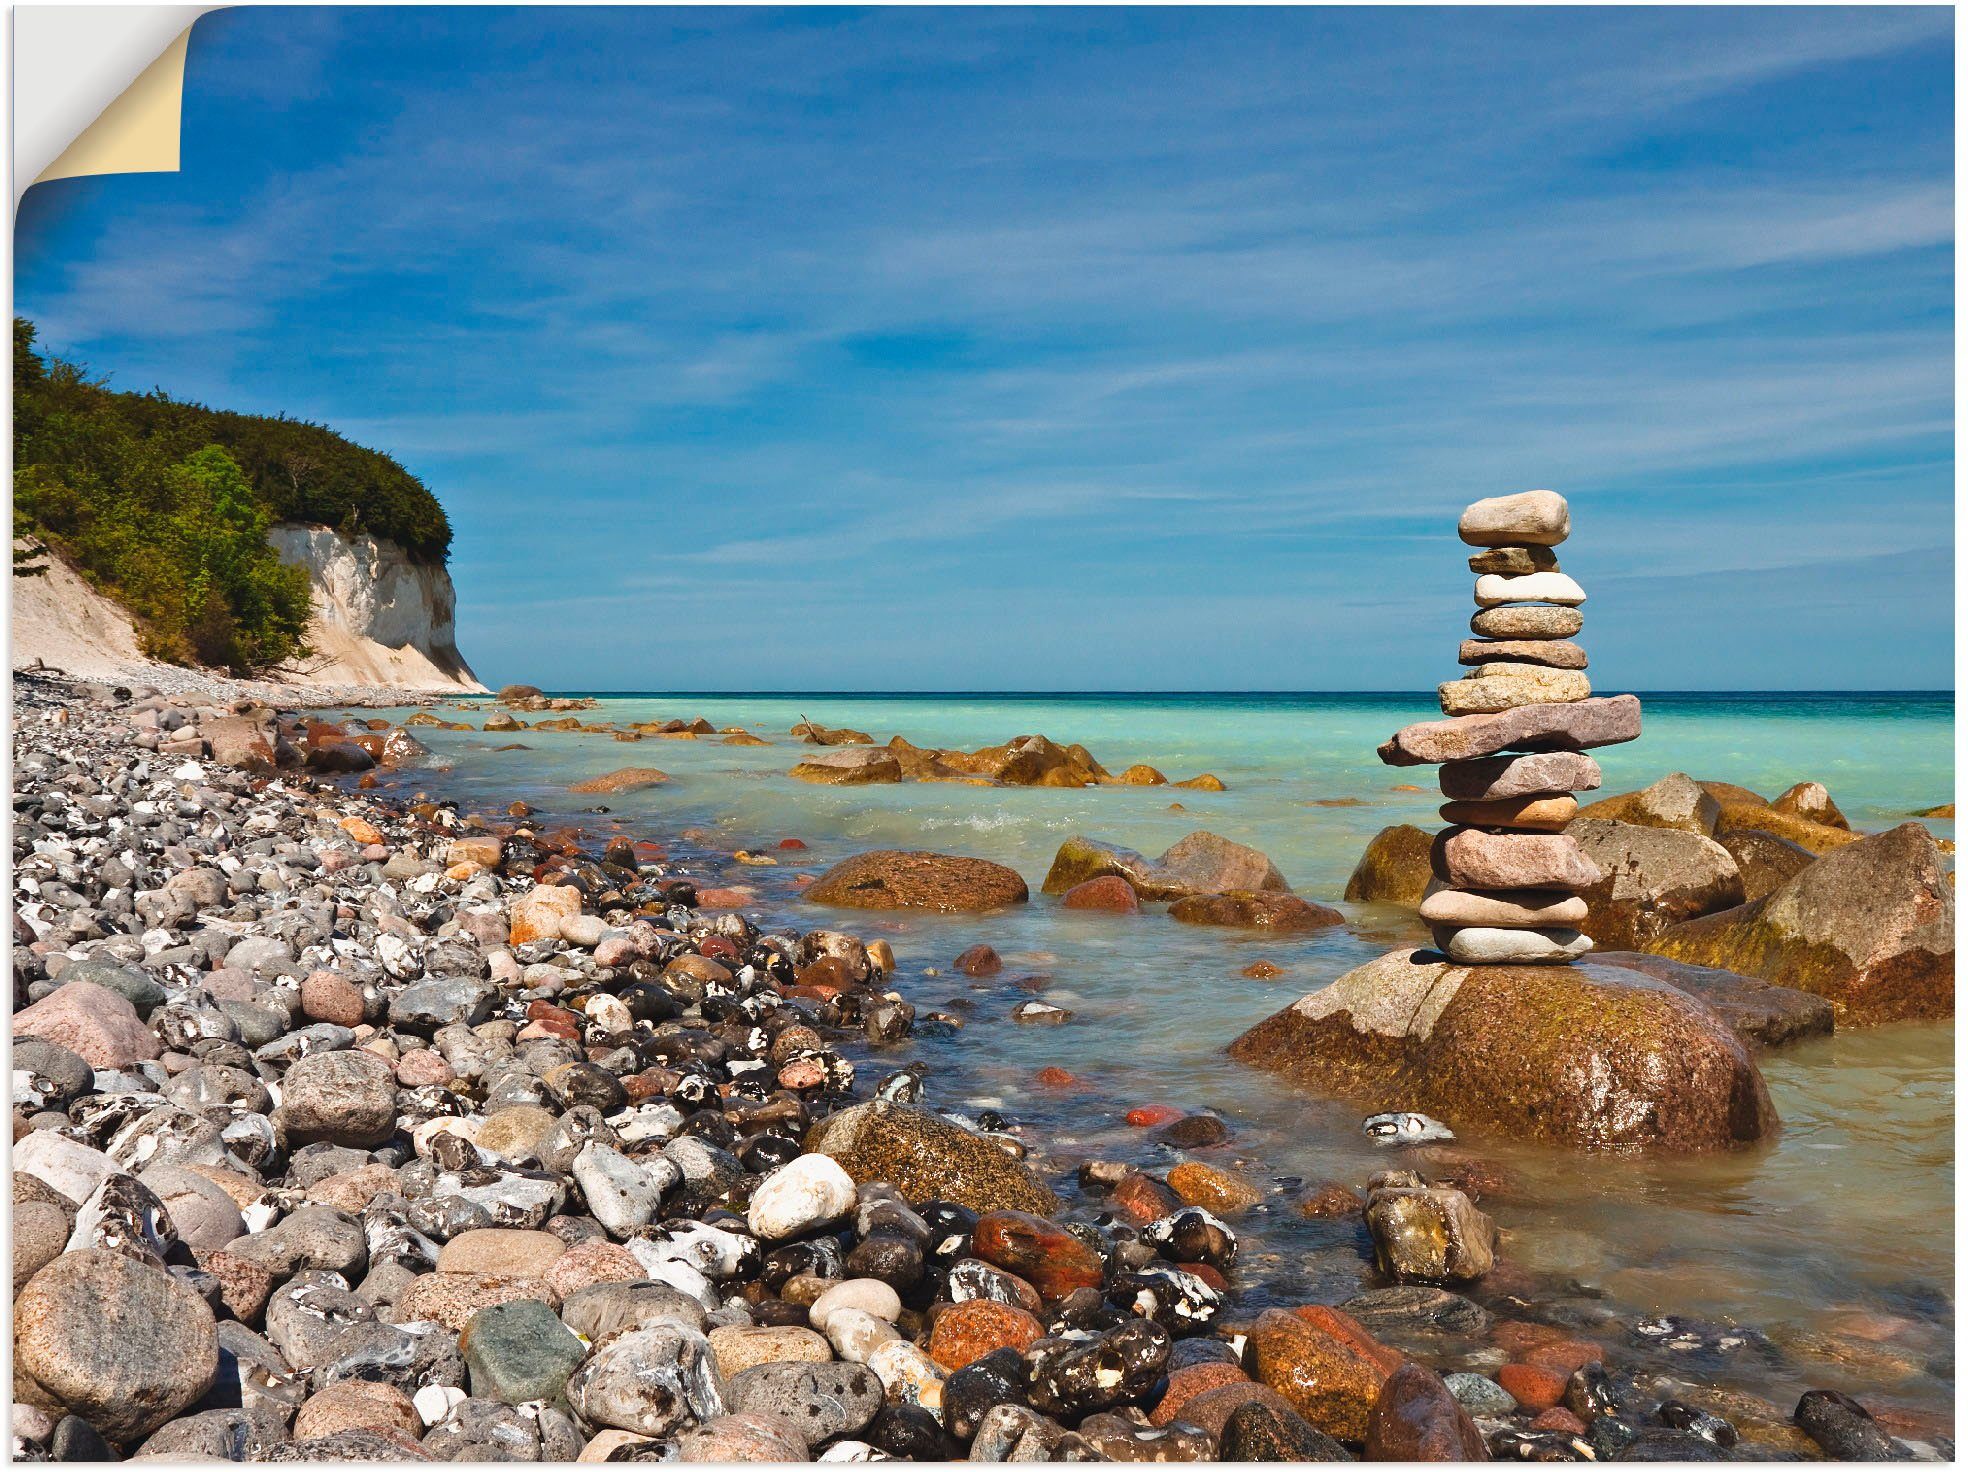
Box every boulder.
[1714,827,1819,902]
[1158,831,1291,894]
[1712,799,1858,857]
[806,1100,1059,1214]
[1772,781,1849,830]
[12,981,159,1068]
[1564,819,1745,949]
[1227,948,1776,1150]
[1169,891,1343,932]
[1058,876,1141,914]
[1643,823,1953,1023]
[1591,953,1834,1048]
[1379,695,1641,767]
[1040,838,1185,901]
[805,851,1029,912]
[1575,772,1722,834]
[1344,826,1435,906]
[790,748,903,785]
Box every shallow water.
[344,690,1954,1431]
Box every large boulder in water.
[1169,891,1342,932]
[806,1100,1059,1214]
[1227,948,1776,1151]
[1564,819,1745,948]
[1591,952,1833,1048]
[1344,825,1435,906]
[1714,827,1819,901]
[1041,831,1287,900]
[806,851,1029,912]
[1643,822,1953,1023]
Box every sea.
[341,689,1955,1431]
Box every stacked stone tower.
[1378,489,1642,965]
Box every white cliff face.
[267,524,486,693]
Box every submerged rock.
[805,850,1030,912]
[1343,825,1436,906]
[1227,948,1776,1150]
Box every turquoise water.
[347,690,1954,1431]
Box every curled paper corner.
[14,5,220,204]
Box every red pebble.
[1497,1363,1566,1412]
[1034,1066,1078,1088]
[1180,1261,1229,1291]
[1531,1408,1587,1435]
[1524,1338,1604,1377]
[777,838,808,850]
[1126,1105,1183,1128]
[698,936,739,960]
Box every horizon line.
[490,687,1957,699]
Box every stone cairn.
[1377,489,1643,965]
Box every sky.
[14,6,1955,691]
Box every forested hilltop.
[13,319,454,673]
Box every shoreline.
[9,674,1952,1461]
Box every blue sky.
[15,6,1954,690]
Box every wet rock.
[1591,952,1833,1048]
[926,1299,1045,1370]
[1366,1361,1487,1459]
[1793,1389,1907,1461]
[1041,838,1187,901]
[806,1100,1059,1214]
[971,1210,1106,1301]
[1028,1319,1172,1418]
[953,944,1003,977]
[791,748,903,785]
[1344,825,1437,906]
[1245,1307,1398,1442]
[1645,823,1954,1023]
[568,766,671,794]
[1169,891,1344,932]
[1364,1172,1497,1283]
[1219,1397,1354,1461]
[1341,1285,1491,1338]
[1079,1412,1218,1461]
[1060,875,1143,913]
[14,1249,220,1445]
[1445,1371,1515,1417]
[1228,948,1776,1150]
[805,850,1029,912]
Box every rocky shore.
[9,673,1952,1463]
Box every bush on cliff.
[14,317,450,671]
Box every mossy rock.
[1343,825,1435,906]
[805,850,1028,912]
[806,1100,1058,1215]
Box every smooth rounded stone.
[1473,570,1586,608]
[941,1346,1030,1441]
[1440,750,1602,802]
[1792,1389,1906,1460]
[460,1298,587,1404]
[572,1142,679,1237]
[436,1228,568,1278]
[1382,694,1641,767]
[292,1378,424,1442]
[748,1153,858,1241]
[391,1272,554,1333]
[1565,820,1744,950]
[312,1318,468,1397]
[274,1050,397,1148]
[1419,887,1588,929]
[804,850,1030,912]
[14,1249,219,1444]
[1363,1174,1498,1282]
[1430,924,1593,965]
[1437,793,1578,831]
[967,1402,1071,1461]
[1439,667,1591,716]
[13,1037,94,1111]
[224,1205,368,1280]
[1229,947,1777,1150]
[676,1409,810,1461]
[1459,489,1570,547]
[14,1200,71,1290]
[1469,603,1584,640]
[971,1211,1105,1302]
[137,1162,248,1253]
[1644,822,1953,1024]
[1244,1308,1395,1443]
[1457,636,1586,669]
[808,1278,902,1331]
[12,981,160,1068]
[1343,824,1435,906]
[1467,543,1559,575]
[727,1360,885,1442]
[1218,1399,1353,1461]
[1366,1361,1487,1459]
[823,1307,902,1365]
[708,1324,832,1378]
[1433,828,1602,890]
[1027,1320,1171,1418]
[564,1323,727,1437]
[1078,1412,1218,1461]
[1167,891,1343,932]
[475,1105,560,1163]
[805,1100,1059,1215]
[389,976,496,1034]
[925,1299,1045,1370]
